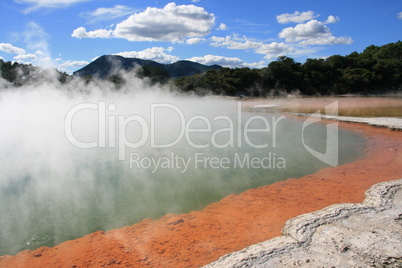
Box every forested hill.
[175,41,402,96]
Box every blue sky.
[0,0,401,73]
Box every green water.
[0,111,365,256]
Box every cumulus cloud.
[279,20,352,45]
[325,15,340,24]
[276,11,319,24]
[187,54,265,68]
[14,53,37,61]
[299,36,353,46]
[279,20,329,42]
[72,3,215,43]
[58,60,89,68]
[210,35,294,59]
[114,2,215,42]
[244,61,267,68]
[186,37,206,44]
[14,0,91,13]
[210,36,261,50]
[83,5,137,23]
[0,43,26,54]
[255,42,296,59]
[217,23,227,30]
[187,55,244,67]
[113,47,180,63]
[71,27,113,39]
[398,12,402,19]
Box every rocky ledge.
[204,178,402,267]
[293,113,402,131]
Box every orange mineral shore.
[1,121,401,268]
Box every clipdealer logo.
[64,101,339,172]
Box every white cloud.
[325,15,340,24]
[279,20,352,45]
[187,55,242,67]
[71,27,113,39]
[14,53,37,61]
[14,0,91,13]
[83,5,137,23]
[186,37,205,44]
[72,3,215,43]
[187,54,265,68]
[217,23,227,30]
[113,47,180,63]
[279,20,329,42]
[58,60,89,68]
[255,42,295,59]
[210,35,294,59]
[276,11,319,24]
[398,12,402,19]
[0,43,26,54]
[56,60,89,73]
[114,3,215,42]
[245,61,267,68]
[299,36,353,46]
[210,36,261,50]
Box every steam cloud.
[0,70,364,255]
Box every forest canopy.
[174,41,402,96]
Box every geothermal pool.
[0,83,365,255]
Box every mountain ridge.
[73,55,222,79]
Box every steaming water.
[0,76,365,255]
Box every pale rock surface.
[204,179,402,267]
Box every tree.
[266,56,302,92]
[137,65,170,84]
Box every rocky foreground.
[205,178,402,267]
